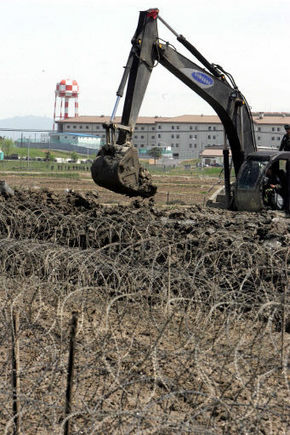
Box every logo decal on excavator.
[181,68,214,89]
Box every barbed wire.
[0,190,289,434]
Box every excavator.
[91,8,290,212]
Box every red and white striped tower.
[53,79,79,128]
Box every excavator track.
[91,144,157,197]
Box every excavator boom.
[91,8,256,197]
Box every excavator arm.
[91,8,257,197]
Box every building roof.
[252,113,290,125]
[57,113,290,126]
[59,116,110,123]
[58,114,221,124]
[167,114,221,124]
[59,115,170,124]
[200,147,231,157]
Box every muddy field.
[1,171,223,206]
[0,178,289,434]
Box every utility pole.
[27,136,30,170]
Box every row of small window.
[135,125,216,131]
[134,134,216,139]
[256,136,282,141]
[65,124,218,132]
[171,144,198,148]
[66,125,105,131]
[134,143,198,149]
[257,127,281,132]
[65,124,284,133]
[66,125,90,129]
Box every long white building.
[56,112,290,160]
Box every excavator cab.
[234,151,290,212]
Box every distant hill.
[0,115,54,140]
[0,115,53,131]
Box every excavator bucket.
[91,144,157,197]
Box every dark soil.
[0,188,289,434]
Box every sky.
[1,0,290,120]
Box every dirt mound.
[0,188,289,291]
[0,189,289,433]
[0,188,289,321]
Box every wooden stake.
[11,310,20,435]
[166,245,171,315]
[64,312,78,435]
[281,283,288,369]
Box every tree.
[148,147,162,163]
[70,151,78,162]
[44,151,54,161]
[0,138,14,156]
